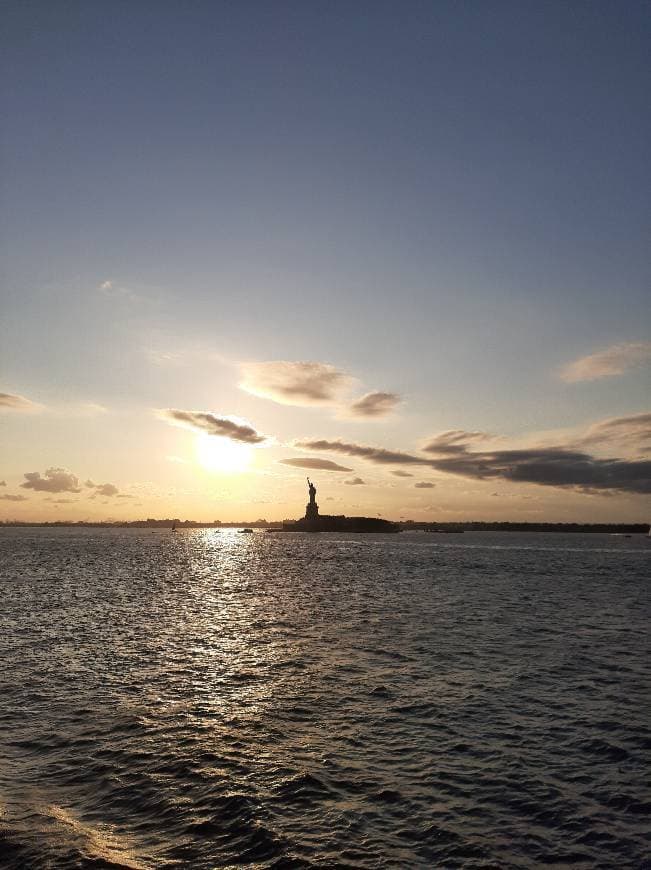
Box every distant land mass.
[1,478,648,534]
[1,520,648,534]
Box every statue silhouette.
[305,478,319,520]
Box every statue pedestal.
[305,502,319,520]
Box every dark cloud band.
[295,425,651,494]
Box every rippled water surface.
[0,528,649,868]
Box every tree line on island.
[0,518,648,534]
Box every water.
[0,528,649,869]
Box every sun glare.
[195,433,252,474]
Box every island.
[282,478,400,533]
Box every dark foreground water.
[0,529,649,869]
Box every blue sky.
[1,2,649,521]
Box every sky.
[1,1,650,523]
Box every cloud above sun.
[560,342,651,382]
[240,360,400,419]
[240,361,351,406]
[159,410,267,444]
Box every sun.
[195,433,252,474]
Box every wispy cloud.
[422,430,493,454]
[0,481,5,486]
[391,470,414,478]
[159,410,267,444]
[241,360,352,406]
[279,457,353,472]
[344,477,366,485]
[0,392,40,412]
[0,494,28,502]
[347,392,400,419]
[145,349,186,366]
[560,342,651,382]
[295,438,422,465]
[414,481,436,488]
[578,412,651,455]
[98,279,143,303]
[21,468,81,493]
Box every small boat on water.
[239,528,254,534]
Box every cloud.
[560,342,651,382]
[240,361,351,406]
[159,410,267,444]
[432,448,651,494]
[146,349,185,366]
[0,494,28,502]
[84,479,120,497]
[295,438,422,465]
[347,392,400,418]
[578,412,651,455]
[21,468,81,493]
[415,482,436,488]
[0,392,39,411]
[117,493,135,499]
[422,430,493,454]
[0,480,5,486]
[296,426,651,494]
[490,491,540,500]
[344,477,366,485]
[95,483,119,497]
[391,470,414,478]
[279,457,353,472]
[98,279,142,303]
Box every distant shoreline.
[1,520,648,534]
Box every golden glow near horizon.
[195,433,252,474]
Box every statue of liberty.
[305,478,319,519]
